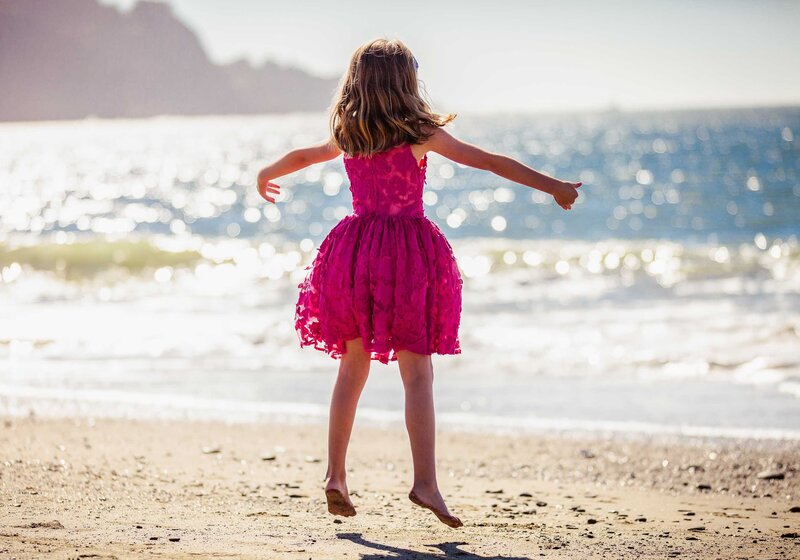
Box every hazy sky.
[102,0,800,114]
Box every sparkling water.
[1,107,798,438]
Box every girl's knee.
[397,350,433,383]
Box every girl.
[256,38,581,529]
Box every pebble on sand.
[756,470,785,480]
[22,521,64,529]
[202,445,222,454]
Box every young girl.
[256,38,581,529]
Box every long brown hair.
[329,38,456,158]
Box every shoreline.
[3,387,800,444]
[2,415,798,559]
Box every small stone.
[485,489,504,494]
[781,532,798,539]
[580,449,595,459]
[756,470,785,480]
[333,519,343,524]
[260,452,277,461]
[202,445,222,454]
[635,517,647,522]
[304,455,320,463]
[26,520,64,529]
[519,492,533,497]
[536,501,548,507]
[587,519,597,524]
[169,537,180,542]
[688,526,705,532]
[788,506,800,513]
[696,484,711,491]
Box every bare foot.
[408,485,462,528]
[324,478,356,517]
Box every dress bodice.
[342,143,428,218]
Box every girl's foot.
[408,486,462,528]
[324,480,356,517]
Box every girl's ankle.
[411,481,439,493]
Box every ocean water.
[1,108,799,439]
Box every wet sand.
[1,415,798,559]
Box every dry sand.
[1,415,798,559]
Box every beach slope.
[1,416,798,559]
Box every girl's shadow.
[337,532,533,560]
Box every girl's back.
[343,142,428,218]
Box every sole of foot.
[325,488,356,517]
[408,489,463,528]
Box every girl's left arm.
[257,138,342,203]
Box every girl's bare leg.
[396,349,459,524]
[324,337,371,505]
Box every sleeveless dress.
[294,142,463,364]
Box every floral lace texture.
[295,143,463,364]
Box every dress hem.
[296,335,462,365]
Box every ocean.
[1,107,798,439]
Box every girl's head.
[330,38,456,157]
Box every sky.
[102,0,800,114]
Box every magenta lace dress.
[294,142,463,364]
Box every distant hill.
[0,0,340,121]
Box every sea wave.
[1,232,797,289]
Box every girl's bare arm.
[256,138,342,203]
[424,128,582,210]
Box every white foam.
[2,384,798,441]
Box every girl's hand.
[551,180,582,210]
[258,179,281,204]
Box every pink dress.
[294,142,463,364]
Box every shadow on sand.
[337,532,533,560]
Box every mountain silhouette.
[0,0,340,121]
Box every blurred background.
[1,0,798,438]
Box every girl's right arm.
[256,138,342,204]
[424,128,582,210]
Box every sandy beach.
[1,415,798,559]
